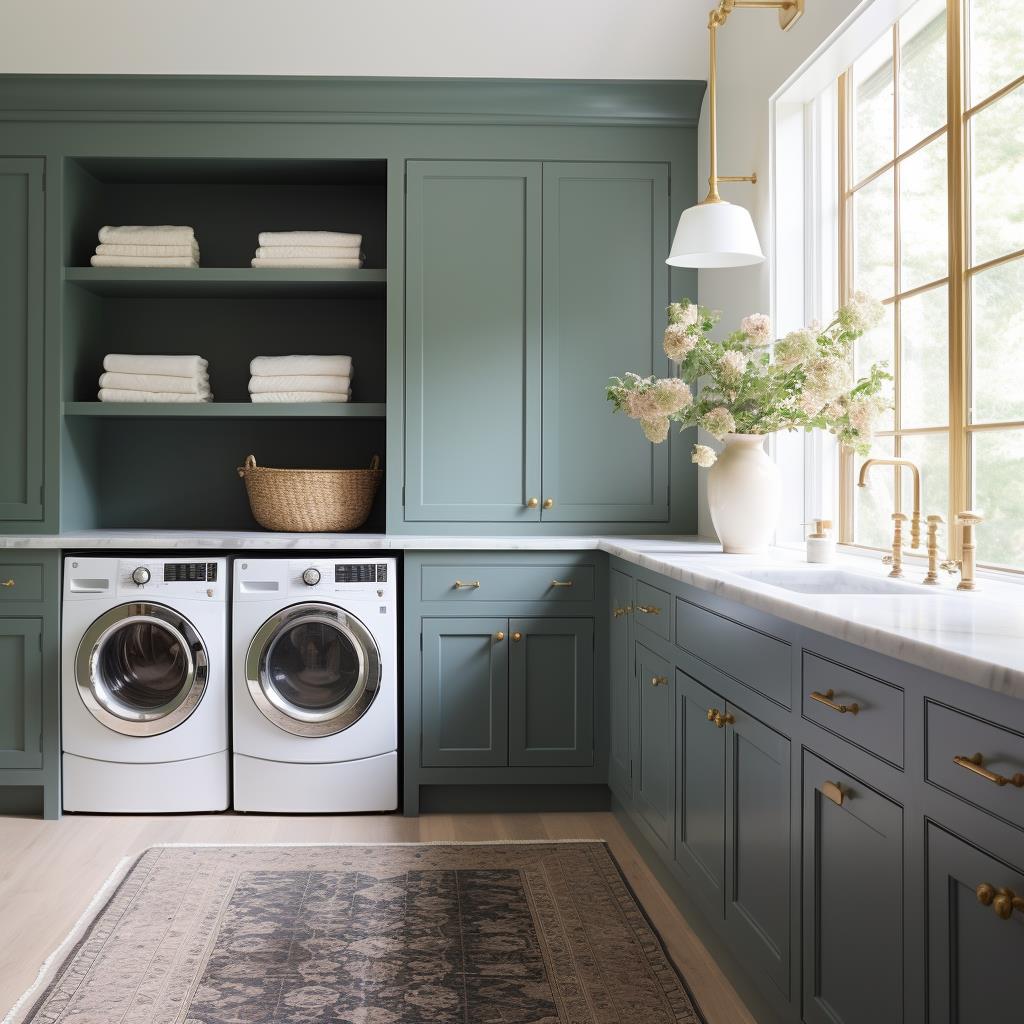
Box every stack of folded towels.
[248,355,352,403]
[90,226,199,268]
[98,354,212,403]
[251,231,364,269]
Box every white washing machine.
[232,557,397,813]
[61,556,229,812]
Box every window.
[837,0,1024,570]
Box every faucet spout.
[857,458,923,550]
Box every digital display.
[163,562,218,582]
[334,563,388,583]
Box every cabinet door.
[675,668,726,912]
[608,569,634,794]
[405,161,541,522]
[508,618,593,767]
[803,752,903,1024]
[634,642,674,849]
[540,162,669,522]
[928,825,1024,1024]
[0,158,44,523]
[724,704,791,997]
[421,618,508,767]
[0,618,43,769]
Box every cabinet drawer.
[420,564,594,603]
[802,653,904,768]
[634,580,670,641]
[0,563,43,603]
[675,597,791,708]
[926,701,1024,830]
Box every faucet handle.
[927,514,945,525]
[891,512,909,522]
[957,510,984,526]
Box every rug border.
[3,838,709,1024]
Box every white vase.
[706,433,781,554]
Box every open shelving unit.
[60,155,388,534]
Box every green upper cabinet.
[0,158,45,524]
[540,163,669,521]
[405,161,542,522]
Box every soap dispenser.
[806,519,835,564]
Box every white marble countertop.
[2,529,1021,697]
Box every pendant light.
[667,0,806,269]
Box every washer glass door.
[247,603,381,737]
[76,602,209,736]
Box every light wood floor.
[0,811,754,1023]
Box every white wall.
[0,0,708,79]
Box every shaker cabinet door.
[927,825,1024,1024]
[608,568,634,795]
[540,162,670,522]
[634,642,675,850]
[0,617,43,770]
[0,158,45,524]
[404,161,541,522]
[803,752,903,1024]
[421,618,509,767]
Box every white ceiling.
[0,0,710,79]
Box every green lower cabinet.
[927,824,1024,1023]
[0,617,43,769]
[802,752,903,1024]
[634,641,675,849]
[509,617,593,767]
[421,617,509,767]
[608,569,634,795]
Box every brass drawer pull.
[551,579,575,588]
[612,604,633,618]
[495,631,505,642]
[820,781,845,807]
[809,688,860,715]
[636,604,661,615]
[976,883,1024,920]
[706,707,734,729]
[650,675,669,687]
[511,631,523,642]
[453,580,481,590]
[954,752,1024,788]
[0,579,14,588]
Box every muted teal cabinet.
[509,617,593,767]
[608,569,634,794]
[0,617,43,770]
[634,641,674,849]
[0,158,45,524]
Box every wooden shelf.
[64,267,387,298]
[63,401,386,419]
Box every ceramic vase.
[706,433,781,554]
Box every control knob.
[131,566,151,586]
[302,567,321,587]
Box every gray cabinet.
[0,158,44,524]
[608,568,634,795]
[927,825,1024,1024]
[634,641,674,849]
[0,617,43,770]
[421,617,509,767]
[803,752,903,1024]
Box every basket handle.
[237,453,257,478]
[369,454,381,471]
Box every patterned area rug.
[7,842,704,1024]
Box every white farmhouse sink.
[733,568,934,596]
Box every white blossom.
[740,313,772,346]
[653,377,693,414]
[838,291,885,333]
[717,350,748,386]
[804,354,853,401]
[667,301,701,328]
[701,406,736,440]
[774,328,818,369]
[691,443,717,468]
[664,323,698,362]
[641,416,670,443]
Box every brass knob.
[706,707,734,729]
[650,675,668,687]
[542,498,554,509]
[0,579,14,588]
[511,631,522,642]
[526,497,539,508]
[976,883,996,906]
[612,604,633,618]
[495,631,505,641]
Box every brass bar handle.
[954,753,1024,788]
[706,707,734,729]
[820,781,845,807]
[650,675,669,687]
[494,631,505,642]
[0,579,14,588]
[636,604,661,615]
[550,579,575,588]
[612,604,633,618]
[453,580,481,590]
[976,883,1024,920]
[511,631,522,642]
[809,688,860,715]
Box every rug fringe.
[149,839,607,848]
[1,855,136,1024]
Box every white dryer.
[61,556,229,812]
[232,557,397,813]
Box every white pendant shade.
[666,200,765,269]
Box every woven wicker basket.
[237,453,381,532]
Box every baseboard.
[0,785,44,817]
[418,783,611,814]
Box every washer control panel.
[64,557,228,600]
[234,558,396,603]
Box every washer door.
[76,602,209,737]
[246,602,381,738]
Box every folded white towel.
[248,374,351,395]
[103,354,209,377]
[250,355,352,378]
[95,241,199,258]
[99,371,210,395]
[250,391,350,403]
[257,231,361,248]
[98,389,213,403]
[91,255,198,269]
[251,257,363,269]
[98,225,196,245]
[254,245,362,260]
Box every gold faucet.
[884,512,908,578]
[941,511,985,591]
[857,458,923,551]
[923,514,944,585]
